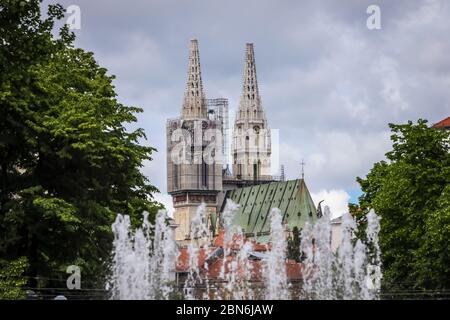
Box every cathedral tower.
[166,39,222,243]
[232,43,271,182]
[181,39,207,119]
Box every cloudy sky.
[42,0,450,217]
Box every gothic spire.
[237,43,264,120]
[181,39,207,119]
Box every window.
[202,162,208,187]
[173,164,178,189]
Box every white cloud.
[153,193,174,218]
[311,189,351,219]
[278,130,391,192]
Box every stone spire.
[232,43,271,182]
[181,39,207,119]
[237,43,264,120]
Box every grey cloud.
[41,0,450,199]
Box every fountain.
[218,200,255,300]
[107,201,381,300]
[184,203,211,300]
[264,208,290,300]
[107,210,178,300]
[300,207,382,299]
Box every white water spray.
[107,210,178,300]
[107,202,382,300]
[264,208,290,300]
[184,203,211,300]
[300,207,382,300]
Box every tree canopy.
[356,119,450,293]
[0,0,161,297]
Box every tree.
[0,0,161,293]
[287,226,301,262]
[357,119,450,292]
[0,257,29,299]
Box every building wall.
[232,122,271,180]
[331,219,342,252]
[166,119,222,194]
[173,202,217,244]
[231,43,272,182]
[167,40,223,244]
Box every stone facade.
[232,43,271,182]
[166,39,222,242]
[168,40,276,243]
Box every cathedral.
[167,39,318,245]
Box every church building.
[167,39,318,245]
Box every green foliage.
[357,119,450,291]
[0,0,162,293]
[348,203,369,242]
[0,257,29,300]
[287,226,302,262]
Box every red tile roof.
[176,229,304,281]
[433,116,450,129]
[213,229,269,252]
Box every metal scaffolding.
[206,98,229,169]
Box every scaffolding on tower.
[206,98,230,170]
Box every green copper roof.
[226,179,317,243]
